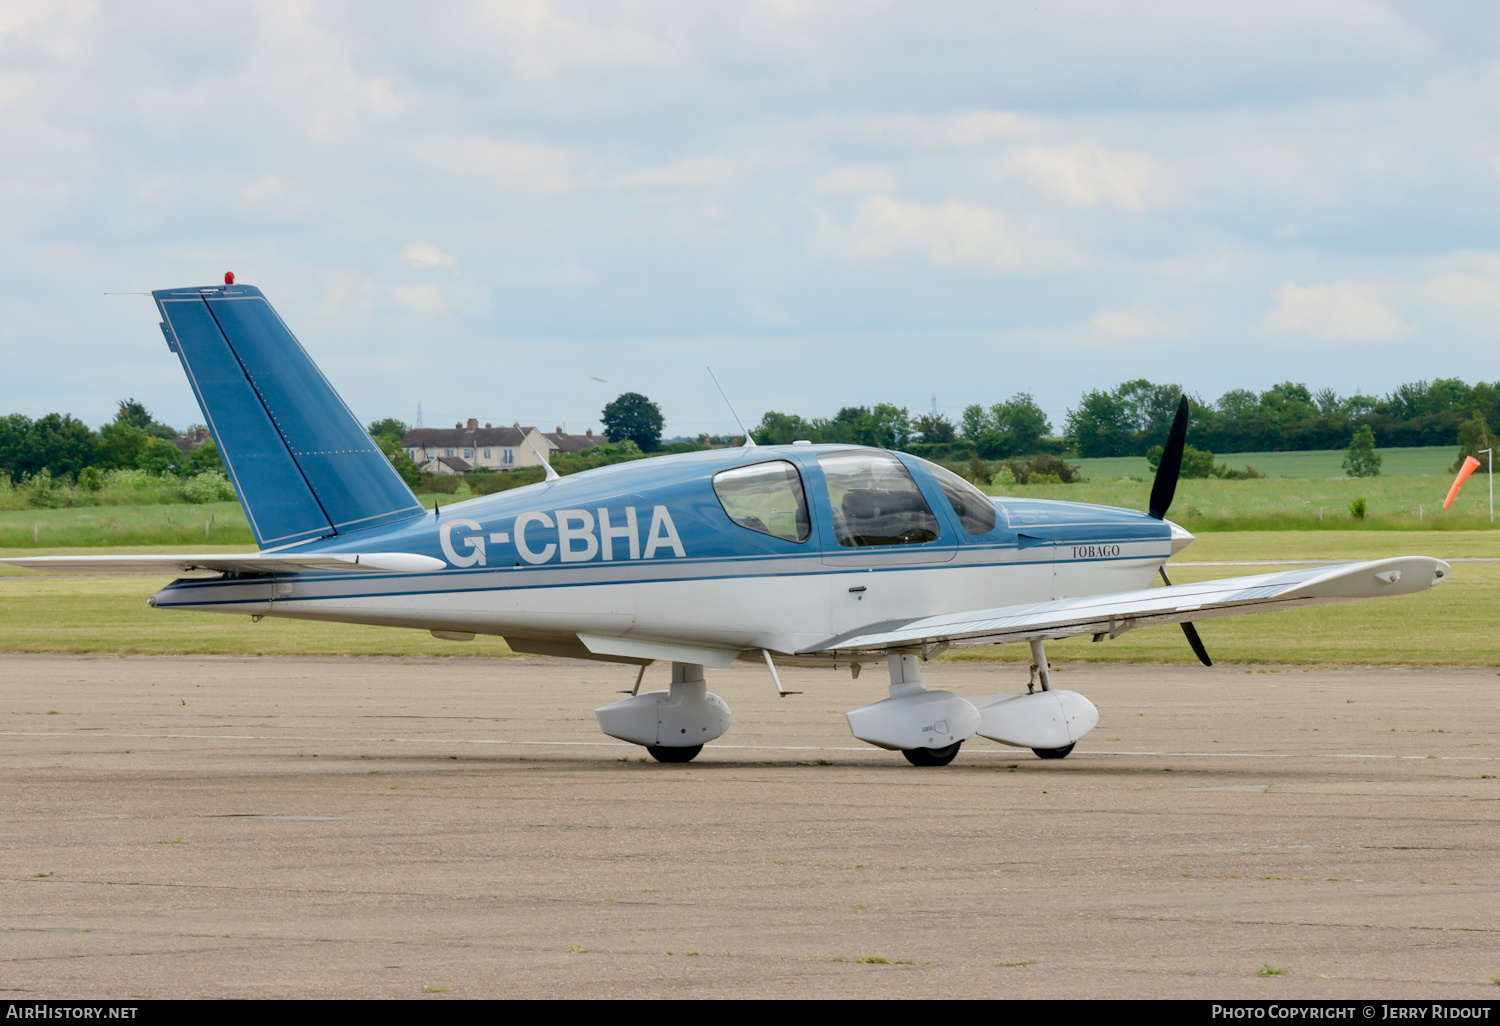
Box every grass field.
[0,493,492,548]
[1,532,1495,665]
[0,502,253,547]
[1072,444,1463,479]
[984,472,1495,531]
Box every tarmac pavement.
[0,653,1496,999]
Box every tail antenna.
[707,366,755,448]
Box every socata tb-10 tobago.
[4,278,1449,765]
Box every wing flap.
[0,553,446,576]
[798,557,1449,654]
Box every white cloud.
[534,259,596,286]
[421,137,576,193]
[812,195,1087,274]
[815,164,897,196]
[817,196,1018,270]
[403,243,455,268]
[1007,144,1154,211]
[1259,281,1411,340]
[391,284,445,312]
[612,154,734,192]
[1423,251,1500,307]
[1090,304,1189,340]
[1425,272,1500,309]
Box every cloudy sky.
[3,1,1499,438]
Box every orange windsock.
[1443,456,1482,509]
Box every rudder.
[155,283,423,548]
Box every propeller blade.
[1180,621,1213,667]
[1148,395,1191,520]
[1159,565,1213,666]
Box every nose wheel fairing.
[971,690,1099,751]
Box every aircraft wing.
[799,556,1449,655]
[0,552,447,576]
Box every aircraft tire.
[647,744,703,763]
[901,742,962,767]
[1032,744,1075,760]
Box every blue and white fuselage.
[150,444,1181,665]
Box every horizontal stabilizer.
[0,552,446,576]
[155,283,424,547]
[800,557,1450,655]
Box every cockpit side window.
[816,451,940,547]
[712,460,811,543]
[919,458,999,536]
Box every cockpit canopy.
[711,448,1002,549]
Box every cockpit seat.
[840,488,939,545]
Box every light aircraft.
[4,280,1450,766]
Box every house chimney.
[455,421,462,429]
[586,428,593,437]
[485,422,491,429]
[555,426,562,434]
[467,418,479,430]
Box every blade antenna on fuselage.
[521,429,561,481]
[707,366,755,448]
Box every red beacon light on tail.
[224,272,235,285]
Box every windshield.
[817,450,940,547]
[917,458,998,535]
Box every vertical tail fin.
[154,283,424,548]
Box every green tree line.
[1067,378,1500,458]
[755,377,1500,461]
[0,400,224,483]
[754,395,1058,459]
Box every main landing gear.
[591,642,1100,768]
[902,742,962,767]
[594,662,731,764]
[845,651,981,766]
[845,641,1101,766]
